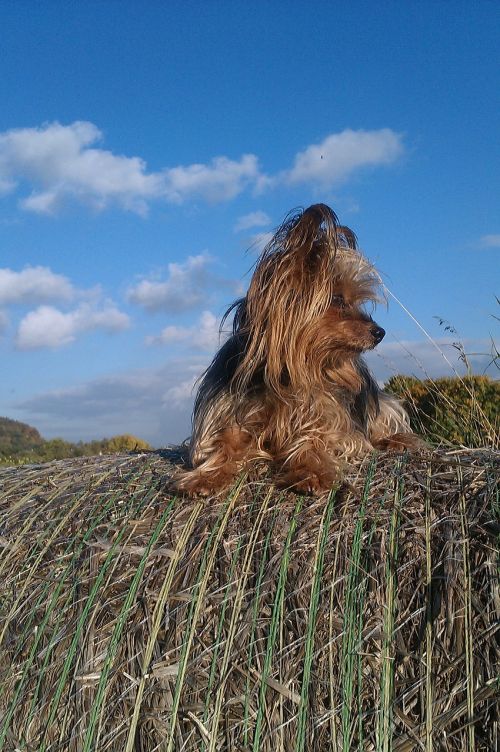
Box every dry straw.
[0,448,498,751]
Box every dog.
[174,203,420,496]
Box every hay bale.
[0,449,498,751]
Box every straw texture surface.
[0,448,498,751]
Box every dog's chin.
[340,339,379,354]
[324,342,375,365]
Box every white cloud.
[249,231,274,253]
[146,310,223,351]
[0,121,263,214]
[234,210,271,232]
[127,255,212,312]
[163,375,199,407]
[286,128,404,187]
[16,302,130,350]
[149,324,192,345]
[0,264,130,349]
[162,154,261,204]
[479,234,500,249]
[128,255,239,313]
[0,121,406,215]
[0,265,74,305]
[0,121,162,215]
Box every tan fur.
[174,204,420,496]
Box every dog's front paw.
[278,467,337,496]
[373,433,426,453]
[173,469,234,497]
[292,473,326,496]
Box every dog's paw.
[292,473,326,496]
[278,468,337,496]
[373,433,427,453]
[172,470,234,498]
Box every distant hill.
[0,417,44,455]
[0,417,152,466]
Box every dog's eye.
[332,294,346,309]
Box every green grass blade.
[0,467,122,649]
[457,462,475,751]
[202,523,246,725]
[0,465,149,750]
[242,503,279,747]
[252,496,302,752]
[340,458,376,751]
[425,465,433,752]
[165,477,245,752]
[83,494,177,752]
[376,456,405,752]
[123,497,203,752]
[207,487,274,751]
[25,476,164,741]
[295,488,337,752]
[36,480,159,752]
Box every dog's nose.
[371,325,385,344]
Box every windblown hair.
[175,204,420,496]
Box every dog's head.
[233,204,386,393]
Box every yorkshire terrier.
[175,204,420,496]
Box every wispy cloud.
[249,231,274,253]
[479,234,500,249]
[163,155,261,204]
[15,360,205,444]
[234,210,271,232]
[367,336,495,383]
[146,310,223,351]
[15,301,130,350]
[0,121,405,215]
[128,255,239,313]
[127,255,213,312]
[163,374,199,407]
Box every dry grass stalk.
[0,448,498,751]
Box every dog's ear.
[289,204,357,257]
[301,203,338,230]
[336,225,358,251]
[287,205,357,275]
[287,204,339,254]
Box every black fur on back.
[353,360,380,431]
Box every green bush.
[100,434,152,453]
[386,375,499,447]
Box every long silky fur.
[175,204,418,495]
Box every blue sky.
[0,1,498,446]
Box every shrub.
[386,374,499,447]
[100,434,152,453]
